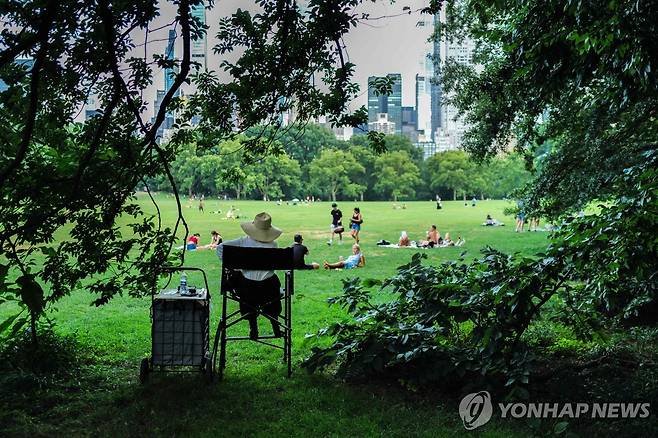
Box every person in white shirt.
[216,212,283,339]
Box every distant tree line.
[148,124,531,201]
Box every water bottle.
[180,272,188,295]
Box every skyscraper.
[164,29,178,96]
[190,2,207,71]
[401,106,418,142]
[367,73,402,135]
[430,14,442,141]
[367,75,387,123]
[415,74,432,140]
[438,7,476,149]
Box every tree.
[383,135,424,166]
[272,123,343,164]
[373,151,421,201]
[425,150,474,200]
[440,0,658,216]
[250,154,302,201]
[0,0,380,341]
[347,145,377,201]
[308,149,364,201]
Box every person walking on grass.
[328,203,344,245]
[515,200,526,232]
[350,207,363,243]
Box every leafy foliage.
[439,0,658,216]
[304,250,566,391]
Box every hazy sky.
[142,0,432,117]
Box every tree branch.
[0,3,57,189]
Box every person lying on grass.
[323,244,365,270]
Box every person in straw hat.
[216,212,283,339]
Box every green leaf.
[0,311,24,335]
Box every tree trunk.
[30,311,38,346]
[360,192,363,202]
[332,191,336,202]
[453,189,456,200]
[394,194,398,202]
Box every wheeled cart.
[140,267,212,383]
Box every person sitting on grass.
[323,244,365,270]
[291,234,320,270]
[420,224,440,247]
[483,214,504,226]
[441,232,453,246]
[198,230,222,250]
[398,231,411,247]
[186,233,201,250]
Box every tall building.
[415,74,432,141]
[164,29,178,95]
[367,73,402,134]
[430,14,443,141]
[387,73,402,135]
[435,7,477,149]
[190,2,207,71]
[401,106,419,143]
[84,94,101,120]
[367,76,387,123]
[368,113,396,134]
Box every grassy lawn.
[1,198,561,437]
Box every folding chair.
[213,246,295,379]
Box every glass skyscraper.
[367,73,402,134]
[164,29,178,96]
[191,2,207,71]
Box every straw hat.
[240,212,282,242]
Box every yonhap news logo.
[459,391,493,430]
[458,391,651,430]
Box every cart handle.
[157,266,211,299]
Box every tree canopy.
[0,0,387,339]
[440,0,658,216]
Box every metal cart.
[140,267,213,383]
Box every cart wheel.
[139,358,150,384]
[201,357,213,382]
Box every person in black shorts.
[329,203,344,245]
[291,234,319,269]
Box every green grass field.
[2,197,553,437]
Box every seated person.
[441,232,454,247]
[398,231,410,247]
[291,234,319,270]
[226,206,239,219]
[323,244,365,270]
[420,225,440,247]
[198,230,222,250]
[483,214,503,226]
[186,233,201,250]
[216,212,283,339]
